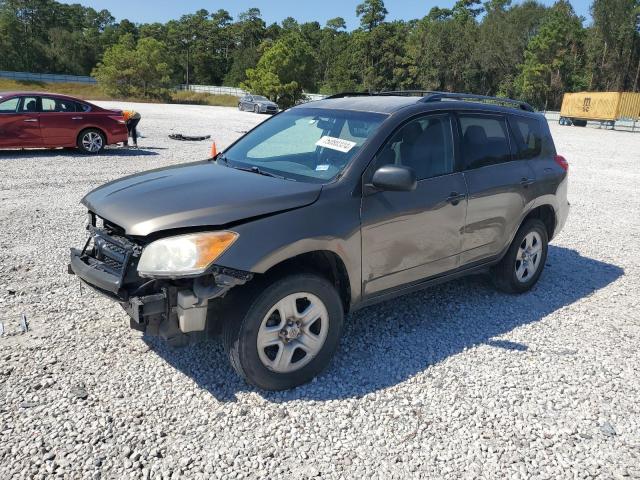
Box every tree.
[515,0,586,109]
[241,33,317,106]
[586,0,640,91]
[93,35,172,99]
[356,0,388,31]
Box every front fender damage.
[122,266,253,346]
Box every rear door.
[361,112,467,296]
[458,113,537,265]
[38,96,83,146]
[0,96,41,148]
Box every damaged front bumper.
[68,223,252,341]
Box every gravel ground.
[1,102,639,480]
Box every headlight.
[137,231,238,277]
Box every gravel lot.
[1,101,639,479]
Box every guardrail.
[178,84,327,103]
[0,70,97,84]
[178,84,247,97]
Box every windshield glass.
[221,108,387,183]
[253,96,269,101]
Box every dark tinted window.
[459,115,511,169]
[76,102,91,112]
[376,114,455,180]
[508,116,543,160]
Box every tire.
[491,219,548,294]
[77,128,105,154]
[254,105,259,113]
[223,274,344,390]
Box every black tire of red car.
[77,128,106,154]
[222,273,344,391]
[491,219,548,294]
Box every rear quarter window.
[508,115,546,160]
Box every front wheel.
[77,129,105,154]
[254,105,259,113]
[223,274,344,390]
[491,219,548,294]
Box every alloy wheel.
[515,231,543,283]
[82,132,103,153]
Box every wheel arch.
[521,204,556,240]
[77,126,107,145]
[260,250,352,313]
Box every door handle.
[72,116,83,120]
[520,177,535,187]
[447,192,466,205]
[23,118,38,123]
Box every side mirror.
[369,165,417,193]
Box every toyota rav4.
[69,91,569,390]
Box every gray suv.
[69,92,569,390]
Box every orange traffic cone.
[210,142,217,158]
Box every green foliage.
[93,35,172,99]
[241,33,317,107]
[1,0,639,110]
[515,1,587,109]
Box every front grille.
[83,225,141,281]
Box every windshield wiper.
[232,165,293,181]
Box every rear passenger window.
[459,115,511,169]
[376,114,455,180]
[41,97,78,112]
[508,116,542,160]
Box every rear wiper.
[232,165,293,181]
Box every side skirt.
[352,257,501,311]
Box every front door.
[0,96,42,148]
[361,113,467,297]
[457,113,537,264]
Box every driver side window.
[376,113,455,180]
[0,97,19,113]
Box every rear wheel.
[77,129,105,154]
[491,219,548,294]
[223,274,344,390]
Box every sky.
[58,0,593,28]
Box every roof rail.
[421,92,535,112]
[324,92,373,99]
[323,90,535,112]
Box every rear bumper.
[106,125,129,145]
[555,200,570,239]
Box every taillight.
[109,115,126,124]
[554,155,568,171]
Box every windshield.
[221,108,387,183]
[253,96,269,101]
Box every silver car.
[238,95,279,114]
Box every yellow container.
[560,92,640,122]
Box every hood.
[256,100,277,107]
[82,161,321,236]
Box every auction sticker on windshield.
[316,136,357,153]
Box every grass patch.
[0,78,239,107]
[170,90,239,107]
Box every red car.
[0,92,128,153]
